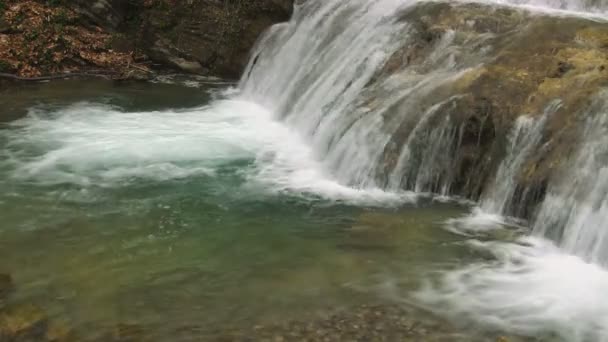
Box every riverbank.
[0,0,293,81]
[1,270,524,341]
[0,0,147,80]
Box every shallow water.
[0,79,490,340]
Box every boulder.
[135,0,294,78]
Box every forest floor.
[0,0,150,80]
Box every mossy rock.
[0,274,13,306]
[112,323,149,342]
[0,304,49,341]
[576,27,608,48]
[370,2,608,216]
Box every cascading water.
[491,0,608,13]
[2,0,608,340]
[240,0,607,199]
[479,103,558,216]
[240,0,416,190]
[416,93,608,342]
[444,101,560,234]
[533,92,608,266]
[240,0,500,194]
[236,1,608,341]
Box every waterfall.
[240,0,606,199]
[414,93,608,342]
[532,92,608,266]
[240,0,499,194]
[240,0,412,190]
[237,1,608,340]
[479,103,557,216]
[447,91,608,262]
[443,103,557,234]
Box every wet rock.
[45,321,75,342]
[113,323,147,342]
[0,304,49,341]
[0,274,14,305]
[576,27,608,48]
[132,0,295,77]
[73,0,130,30]
[550,61,575,78]
[371,2,608,217]
[113,68,154,82]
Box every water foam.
[416,93,608,341]
[444,208,526,236]
[486,0,608,17]
[0,99,406,205]
[415,237,608,342]
[533,93,608,266]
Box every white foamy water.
[533,93,608,265]
[240,0,415,190]
[444,101,558,235]
[240,0,504,195]
[444,208,525,236]
[416,93,608,341]
[489,0,608,16]
[465,0,608,18]
[415,237,608,342]
[0,99,406,205]
[481,103,557,215]
[235,6,607,338]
